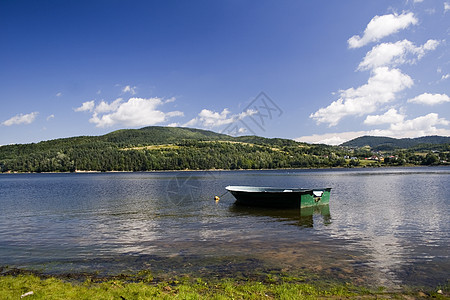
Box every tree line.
[0,141,348,172]
[1,126,449,173]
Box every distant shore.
[2,164,444,174]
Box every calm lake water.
[0,167,449,288]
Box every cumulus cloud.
[94,98,123,113]
[122,85,137,95]
[348,12,418,48]
[92,97,183,127]
[407,93,450,105]
[310,67,413,126]
[76,97,183,128]
[358,39,440,70]
[2,112,39,126]
[46,114,55,121]
[389,113,449,134]
[164,97,176,104]
[299,113,450,145]
[364,108,405,125]
[296,131,367,145]
[307,8,449,143]
[185,108,256,128]
[74,100,95,112]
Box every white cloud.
[407,93,450,105]
[56,92,62,97]
[389,113,449,134]
[74,100,95,112]
[185,109,232,127]
[94,98,123,113]
[422,39,440,51]
[2,112,39,126]
[87,97,183,128]
[164,97,176,104]
[298,113,450,145]
[364,108,405,125]
[358,39,440,70]
[413,0,424,3]
[166,111,184,118]
[122,85,137,95]
[445,2,450,12]
[310,67,413,126]
[348,12,418,48]
[296,131,368,145]
[185,108,256,128]
[307,8,449,145]
[46,114,55,121]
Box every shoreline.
[1,164,445,175]
[1,266,447,299]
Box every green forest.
[1,126,449,173]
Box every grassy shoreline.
[1,267,447,299]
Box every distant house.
[365,155,379,161]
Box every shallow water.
[0,167,449,288]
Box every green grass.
[1,274,448,299]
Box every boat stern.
[300,188,331,207]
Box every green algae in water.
[1,273,449,300]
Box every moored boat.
[226,186,331,208]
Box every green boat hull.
[300,189,331,207]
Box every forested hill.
[0,126,333,172]
[104,126,233,145]
[341,135,450,150]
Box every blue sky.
[1,0,449,145]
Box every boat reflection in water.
[229,204,331,228]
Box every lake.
[0,167,449,289]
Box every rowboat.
[225,186,331,209]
